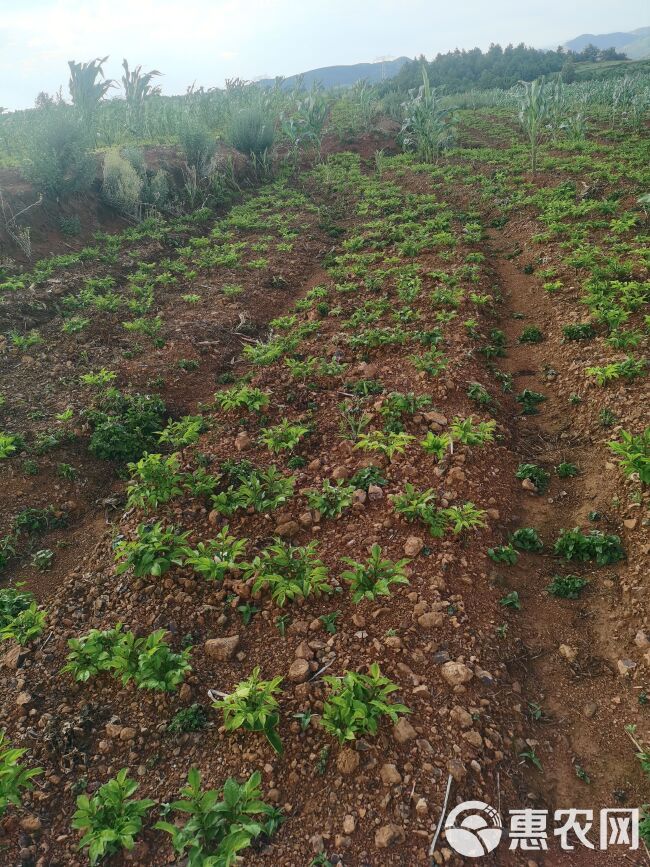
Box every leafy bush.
[488,543,518,564]
[212,465,295,516]
[167,704,208,733]
[321,664,410,744]
[63,624,191,691]
[87,390,166,462]
[102,149,143,213]
[354,430,414,460]
[516,463,550,492]
[216,385,269,413]
[155,769,281,865]
[341,545,410,603]
[184,526,247,580]
[24,112,94,199]
[259,419,309,454]
[554,528,625,565]
[114,522,188,578]
[126,452,185,512]
[213,667,284,753]
[547,575,588,599]
[243,540,331,607]
[72,769,155,865]
[228,107,275,156]
[306,479,355,518]
[0,731,42,817]
[608,428,650,484]
[511,528,544,552]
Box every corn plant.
[340,545,410,603]
[121,59,162,132]
[72,769,155,866]
[400,64,455,163]
[213,668,284,753]
[68,57,115,124]
[243,540,331,607]
[155,769,281,865]
[0,731,42,817]
[321,663,410,744]
[518,77,549,173]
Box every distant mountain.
[564,26,650,60]
[258,57,410,90]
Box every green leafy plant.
[516,389,546,415]
[213,667,284,753]
[516,463,550,492]
[500,591,521,610]
[420,431,451,460]
[0,602,46,645]
[184,527,247,581]
[0,730,42,817]
[155,768,281,866]
[511,528,544,552]
[354,430,414,460]
[216,385,269,413]
[349,465,387,490]
[554,528,625,565]
[519,325,544,343]
[488,544,518,565]
[126,452,185,512]
[115,522,188,578]
[167,704,208,734]
[0,433,22,460]
[158,415,205,448]
[450,416,496,446]
[562,323,595,341]
[72,768,155,866]
[212,465,295,515]
[259,419,309,454]
[243,540,331,607]
[556,461,579,478]
[321,663,410,744]
[306,479,355,518]
[547,575,589,599]
[608,428,650,484]
[340,545,410,603]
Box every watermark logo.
[444,800,503,858]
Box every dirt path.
[485,225,649,865]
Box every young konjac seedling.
[608,428,650,484]
[511,528,544,552]
[216,384,269,413]
[519,326,544,344]
[321,663,410,744]
[554,528,625,565]
[0,731,42,817]
[213,667,284,753]
[516,463,550,492]
[243,540,331,607]
[547,575,589,599]
[155,769,281,865]
[488,544,518,565]
[306,479,355,518]
[183,526,247,580]
[354,430,415,460]
[126,452,185,513]
[114,522,188,578]
[556,461,579,478]
[72,769,155,866]
[259,419,309,454]
[340,544,410,603]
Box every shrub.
[102,149,143,214]
[72,769,155,865]
[24,112,94,199]
[213,667,284,753]
[179,125,216,174]
[321,664,410,744]
[341,545,410,603]
[87,390,166,462]
[243,540,331,607]
[228,106,275,156]
[0,731,42,817]
[114,522,188,578]
[155,769,281,864]
[554,528,625,565]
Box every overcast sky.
[0,0,647,110]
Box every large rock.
[288,658,310,683]
[336,748,359,775]
[440,661,473,687]
[375,823,404,848]
[380,763,402,786]
[204,635,240,661]
[393,717,417,743]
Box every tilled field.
[0,119,648,867]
